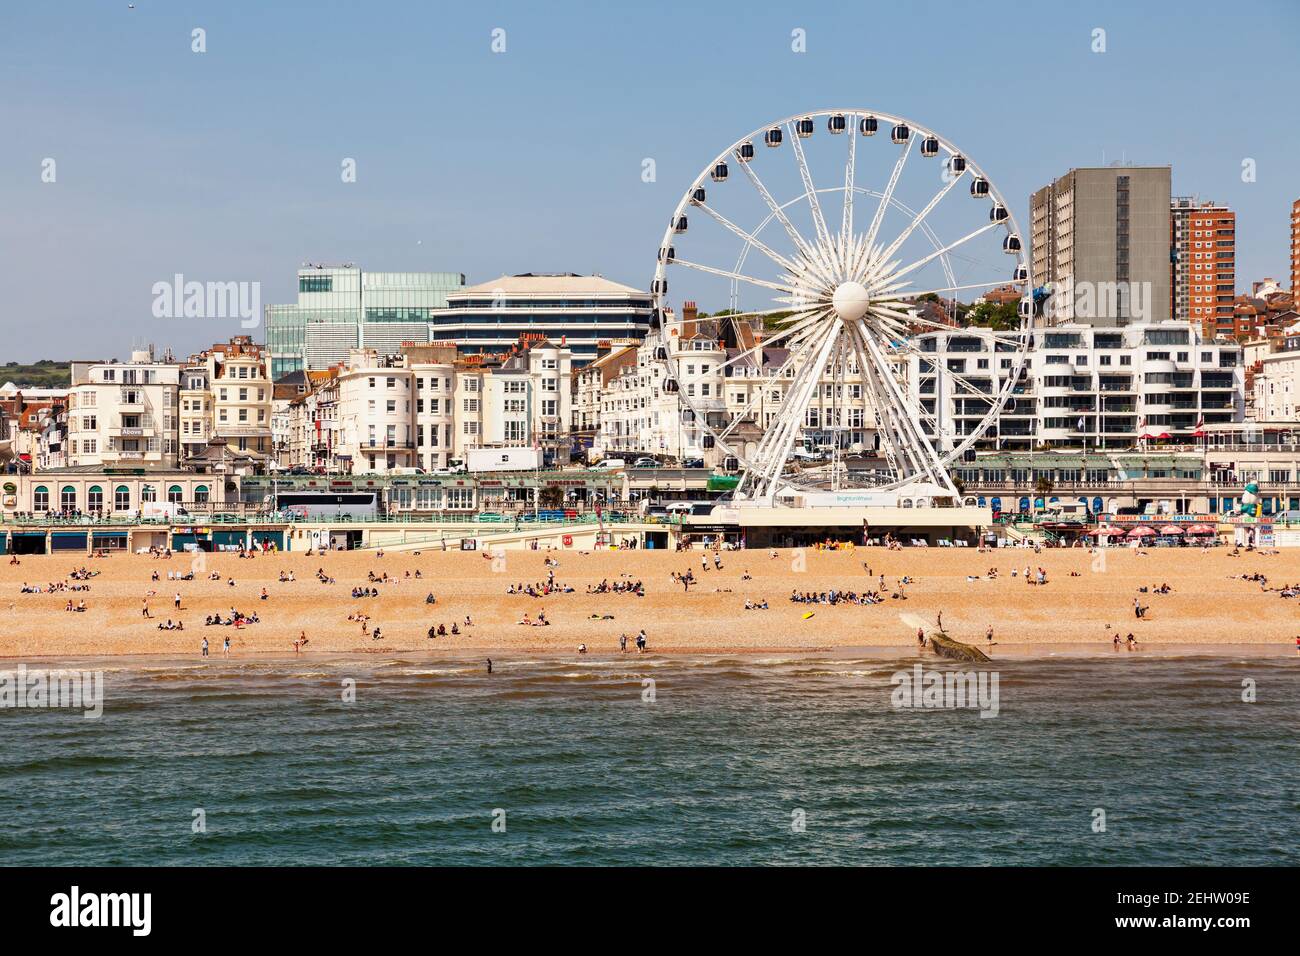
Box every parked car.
[631,457,659,469]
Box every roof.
[455,274,648,297]
[724,347,791,369]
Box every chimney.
[682,300,698,339]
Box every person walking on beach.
[223,635,230,657]
[201,637,209,658]
[174,592,182,610]
[486,658,493,674]
[986,625,993,645]
[142,598,151,619]
[620,633,628,653]
[636,630,647,653]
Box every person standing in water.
[486,659,493,674]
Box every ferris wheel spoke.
[855,320,956,493]
[747,319,839,494]
[876,170,966,265]
[694,202,805,277]
[735,158,822,269]
[891,278,1025,300]
[786,122,834,254]
[887,220,1001,285]
[760,320,843,501]
[671,258,801,296]
[841,114,857,261]
[863,136,914,261]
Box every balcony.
[213,425,272,439]
[361,440,415,450]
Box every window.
[34,486,50,511]
[114,485,131,511]
[168,485,184,504]
[194,485,210,504]
[88,485,103,511]
[141,485,156,503]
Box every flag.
[1193,413,1206,438]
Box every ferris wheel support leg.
[856,322,959,497]
[761,320,843,505]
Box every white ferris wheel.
[650,108,1033,503]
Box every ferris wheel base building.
[689,488,995,548]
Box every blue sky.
[1,0,1297,362]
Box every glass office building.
[266,265,465,378]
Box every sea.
[1,652,1297,866]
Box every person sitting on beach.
[450,623,460,635]
[519,613,532,626]
[577,643,588,654]
[425,593,436,604]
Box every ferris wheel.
[650,108,1032,502]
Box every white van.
[593,458,626,471]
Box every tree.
[966,301,1018,331]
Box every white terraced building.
[430,274,652,367]
[911,320,1243,452]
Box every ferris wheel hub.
[831,280,871,322]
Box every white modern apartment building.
[912,321,1243,452]
[431,274,652,367]
[65,350,181,469]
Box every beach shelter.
[1127,526,1156,538]
[1158,525,1184,535]
[1187,524,1215,535]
